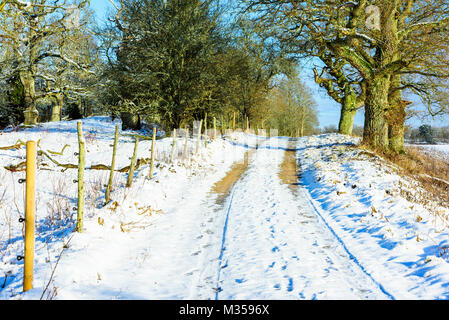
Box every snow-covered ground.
[300,135,449,299]
[0,117,248,299]
[1,117,449,300]
[410,144,449,162]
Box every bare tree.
[264,75,318,137]
[0,0,95,125]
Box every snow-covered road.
[212,138,391,300]
[51,136,394,299]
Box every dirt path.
[211,150,254,205]
[278,140,301,195]
[210,137,392,299]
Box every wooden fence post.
[76,122,85,232]
[105,125,119,204]
[183,127,189,159]
[23,141,36,292]
[233,112,236,132]
[221,115,225,135]
[127,138,139,187]
[196,120,202,154]
[204,114,208,148]
[149,127,156,179]
[170,128,177,165]
[213,117,217,140]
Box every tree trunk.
[363,77,390,152]
[20,71,38,126]
[387,75,407,154]
[120,112,141,130]
[338,92,358,135]
[50,93,64,122]
[22,16,39,126]
[387,106,406,154]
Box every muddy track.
[210,150,254,205]
[279,140,301,195]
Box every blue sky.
[91,0,113,21]
[89,0,448,129]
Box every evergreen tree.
[103,0,222,130]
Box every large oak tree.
[245,0,449,153]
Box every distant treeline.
[321,124,449,145]
[404,125,449,144]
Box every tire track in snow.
[187,149,256,299]
[212,137,393,299]
[212,139,315,299]
[214,183,237,299]
[289,139,395,300]
[296,172,395,298]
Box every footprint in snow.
[235,278,246,284]
[286,278,294,292]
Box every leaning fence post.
[170,129,177,165]
[76,122,85,232]
[221,115,225,135]
[183,127,189,159]
[204,114,208,148]
[149,127,157,179]
[196,119,202,154]
[127,138,139,187]
[23,141,36,292]
[105,125,119,204]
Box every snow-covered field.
[410,144,449,162]
[1,117,449,300]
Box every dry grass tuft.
[84,131,97,145]
[388,147,449,180]
[377,146,449,211]
[353,143,449,229]
[44,177,72,230]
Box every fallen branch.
[47,144,70,156]
[0,139,26,150]
[4,156,152,173]
[4,161,26,172]
[37,150,78,169]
